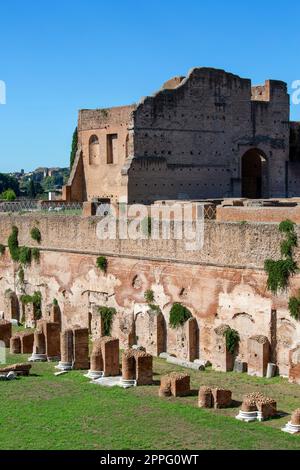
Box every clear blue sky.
[0,0,300,173]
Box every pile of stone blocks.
[236,392,277,422]
[0,319,12,347]
[56,327,89,371]
[159,372,190,397]
[247,335,270,377]
[87,336,120,379]
[122,349,153,386]
[0,363,31,376]
[198,386,232,409]
[10,331,34,354]
[212,324,234,372]
[282,409,300,434]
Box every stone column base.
[55,361,73,371]
[121,378,137,388]
[282,422,300,434]
[235,410,258,422]
[28,353,47,362]
[84,370,104,380]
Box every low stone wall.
[216,205,300,224]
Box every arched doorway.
[241,149,267,198]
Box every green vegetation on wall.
[144,289,154,303]
[288,291,300,320]
[224,327,240,354]
[169,302,192,328]
[8,226,20,262]
[264,220,298,294]
[20,291,42,320]
[96,256,107,273]
[30,227,41,243]
[98,306,116,336]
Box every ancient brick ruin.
[56,327,89,371]
[159,372,190,397]
[87,336,120,379]
[198,387,232,409]
[122,349,153,386]
[0,319,12,347]
[63,67,300,204]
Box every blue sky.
[0,0,300,172]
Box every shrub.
[288,293,300,320]
[279,219,296,234]
[98,306,116,336]
[8,226,19,261]
[264,258,297,293]
[18,267,25,284]
[0,244,5,255]
[30,227,41,243]
[31,248,40,262]
[148,304,161,313]
[96,256,107,273]
[19,246,32,266]
[224,327,240,354]
[53,298,58,306]
[144,289,154,303]
[169,302,192,328]
[265,220,298,294]
[1,189,16,201]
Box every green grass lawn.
[1,351,300,450]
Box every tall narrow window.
[89,135,99,165]
[107,134,118,164]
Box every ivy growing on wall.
[264,220,298,294]
[96,256,107,273]
[224,327,240,355]
[288,291,300,320]
[98,306,116,336]
[144,289,154,303]
[169,302,192,328]
[8,226,20,261]
[20,291,42,320]
[30,227,41,244]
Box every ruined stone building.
[63,67,300,204]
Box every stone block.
[212,324,234,372]
[212,388,232,409]
[247,335,270,377]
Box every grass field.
[1,351,300,450]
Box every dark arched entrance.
[241,149,267,198]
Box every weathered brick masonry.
[0,214,300,377]
[63,67,300,203]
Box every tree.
[70,127,78,170]
[1,189,16,201]
[27,179,37,198]
[0,173,20,195]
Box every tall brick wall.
[65,67,293,203]
[0,214,300,375]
